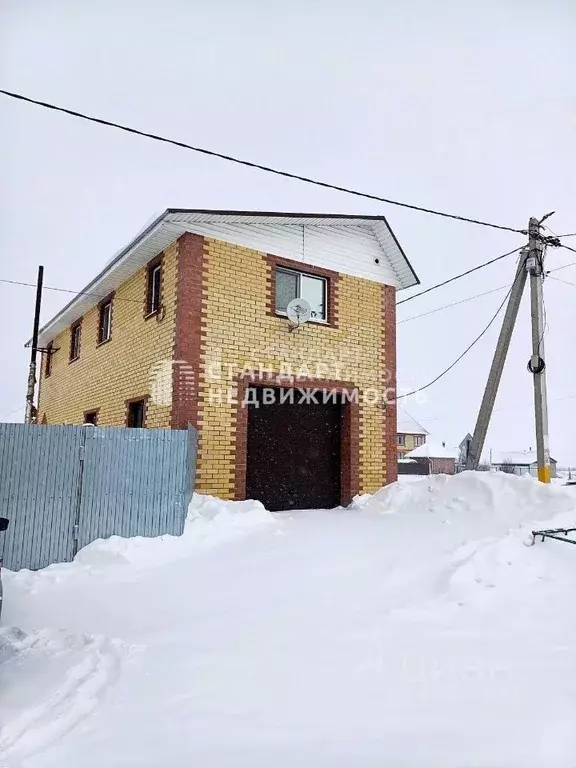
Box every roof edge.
[30,208,419,345]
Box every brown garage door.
[245,387,341,511]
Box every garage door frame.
[234,377,359,506]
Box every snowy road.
[2,473,576,767]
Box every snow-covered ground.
[2,473,576,768]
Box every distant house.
[400,440,458,476]
[397,408,428,458]
[457,433,473,469]
[490,450,557,478]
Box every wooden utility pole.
[466,216,553,483]
[24,265,44,424]
[527,217,551,483]
[465,250,528,470]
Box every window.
[70,322,81,361]
[275,268,327,321]
[127,399,146,428]
[84,410,98,425]
[45,341,53,377]
[98,298,113,344]
[397,434,406,446]
[146,261,162,315]
[414,435,425,447]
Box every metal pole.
[24,265,44,424]
[465,251,528,470]
[527,217,551,483]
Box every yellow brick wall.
[38,241,179,427]
[196,238,388,498]
[398,433,424,456]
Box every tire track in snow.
[0,629,124,765]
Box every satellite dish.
[286,298,312,327]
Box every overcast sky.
[1,0,575,463]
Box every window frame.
[45,341,54,377]
[97,295,114,345]
[414,435,425,447]
[145,257,163,317]
[83,409,99,425]
[69,321,82,362]
[125,396,148,428]
[397,433,406,446]
[274,267,328,323]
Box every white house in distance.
[490,450,558,478]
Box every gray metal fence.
[0,423,197,571]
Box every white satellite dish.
[286,298,312,328]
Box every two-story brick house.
[36,210,418,511]
[397,408,428,458]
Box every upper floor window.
[146,260,162,315]
[45,341,53,377]
[98,298,113,344]
[414,435,426,447]
[275,268,327,322]
[397,434,406,446]
[70,322,81,361]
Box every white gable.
[35,210,418,346]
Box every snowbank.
[6,494,276,589]
[368,470,575,530]
[3,473,576,768]
[75,493,275,568]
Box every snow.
[404,440,459,459]
[2,473,576,767]
[396,407,428,436]
[490,449,557,466]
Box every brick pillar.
[382,284,398,484]
[171,233,206,429]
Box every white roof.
[33,209,418,346]
[405,441,459,459]
[491,450,557,465]
[397,408,428,436]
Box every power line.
[398,258,576,325]
[559,244,576,256]
[0,87,526,235]
[408,391,576,424]
[395,281,516,402]
[0,277,143,304]
[398,284,510,324]
[549,260,576,273]
[548,275,576,289]
[396,246,524,306]
[2,253,574,324]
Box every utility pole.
[24,265,44,424]
[465,251,528,470]
[527,217,551,483]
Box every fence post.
[71,425,88,557]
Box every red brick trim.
[124,395,149,428]
[144,253,164,319]
[233,377,359,505]
[171,233,206,429]
[83,407,100,425]
[264,254,340,328]
[382,284,397,484]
